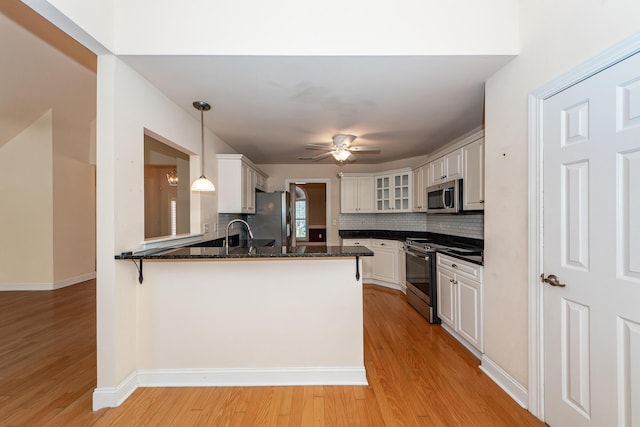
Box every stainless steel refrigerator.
[248,191,292,247]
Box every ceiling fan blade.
[311,152,333,161]
[348,146,382,152]
[298,152,333,161]
[305,143,333,150]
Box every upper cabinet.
[375,171,411,212]
[340,176,374,213]
[462,138,485,211]
[412,164,427,212]
[428,148,463,186]
[217,154,268,214]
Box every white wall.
[52,93,96,284]
[483,0,640,387]
[1,7,97,290]
[137,259,364,370]
[0,111,54,285]
[33,0,518,56]
[95,55,236,388]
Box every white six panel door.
[543,52,640,427]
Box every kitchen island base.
[94,256,367,410]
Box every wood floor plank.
[0,281,545,426]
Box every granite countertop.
[435,248,483,266]
[116,244,373,260]
[339,229,484,266]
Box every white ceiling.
[0,2,95,149]
[2,0,514,166]
[123,55,513,164]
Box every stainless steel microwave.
[426,179,462,214]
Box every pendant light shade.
[191,101,215,192]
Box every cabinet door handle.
[480,200,485,204]
[449,278,454,283]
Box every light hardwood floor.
[0,281,543,426]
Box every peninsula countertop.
[115,244,373,260]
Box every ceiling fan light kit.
[301,133,381,162]
[332,149,352,162]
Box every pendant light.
[191,101,216,192]
[166,169,178,186]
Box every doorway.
[286,179,331,246]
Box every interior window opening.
[295,186,308,240]
[144,132,190,240]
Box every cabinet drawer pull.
[451,264,458,269]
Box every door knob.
[541,274,566,287]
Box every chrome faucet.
[225,219,254,248]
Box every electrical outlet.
[203,223,209,233]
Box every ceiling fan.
[298,134,381,162]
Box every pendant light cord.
[200,108,205,176]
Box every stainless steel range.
[404,238,445,323]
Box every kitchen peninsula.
[109,243,373,400]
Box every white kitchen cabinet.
[436,253,483,352]
[462,138,484,211]
[456,275,482,350]
[242,162,256,213]
[340,176,374,213]
[436,267,456,327]
[375,171,411,212]
[372,239,398,284]
[398,241,407,289]
[428,148,463,186]
[342,238,373,279]
[412,165,427,212]
[217,154,268,214]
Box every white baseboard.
[138,366,367,387]
[92,366,367,410]
[365,280,405,293]
[0,272,96,291]
[54,272,96,289]
[480,355,528,409]
[440,323,483,359]
[92,371,138,411]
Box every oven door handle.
[405,249,430,261]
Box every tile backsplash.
[426,213,484,239]
[339,213,427,231]
[340,212,484,239]
[217,213,247,238]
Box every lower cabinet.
[371,239,398,284]
[398,242,406,288]
[342,238,373,280]
[342,238,405,290]
[436,253,483,353]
